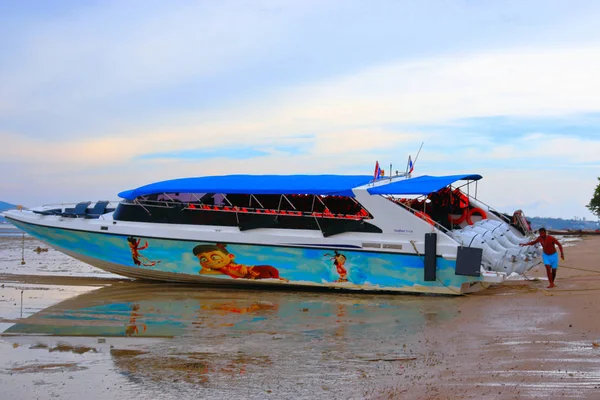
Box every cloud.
[0,1,314,123]
[423,131,600,166]
[4,1,600,134]
[89,44,600,162]
[2,2,600,219]
[265,45,600,127]
[475,169,598,219]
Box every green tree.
[587,177,600,218]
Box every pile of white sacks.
[450,219,542,275]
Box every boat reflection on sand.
[3,282,452,339]
[2,283,459,393]
[3,283,284,338]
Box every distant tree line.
[530,178,600,230]
[529,216,600,231]
[588,177,600,219]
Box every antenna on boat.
[413,142,424,167]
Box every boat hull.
[7,216,486,295]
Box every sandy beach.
[1,234,599,399]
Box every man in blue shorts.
[520,228,565,288]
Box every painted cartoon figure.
[127,237,161,267]
[326,250,348,282]
[192,243,286,281]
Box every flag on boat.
[373,161,380,180]
[373,161,384,180]
[408,155,414,174]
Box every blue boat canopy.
[367,174,482,196]
[118,175,374,200]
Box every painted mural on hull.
[10,221,480,290]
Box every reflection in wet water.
[3,282,600,399]
[1,283,459,399]
[3,283,455,339]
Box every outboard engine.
[451,219,542,276]
[451,229,518,275]
[476,220,529,246]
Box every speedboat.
[2,173,541,295]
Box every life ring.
[415,211,435,226]
[466,207,487,225]
[448,209,467,225]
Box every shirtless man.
[520,228,564,288]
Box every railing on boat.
[126,193,373,222]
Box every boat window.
[226,194,251,207]
[113,202,381,235]
[141,194,158,202]
[287,194,313,211]
[252,194,280,210]
[170,193,206,202]
[156,193,174,202]
[124,191,373,222]
[213,193,226,206]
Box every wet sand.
[0,234,599,399]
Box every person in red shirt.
[520,228,565,288]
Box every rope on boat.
[521,270,533,281]
[545,287,600,292]
[559,265,600,274]
[409,240,464,296]
[519,264,600,292]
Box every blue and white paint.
[10,220,481,292]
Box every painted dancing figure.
[127,237,161,267]
[326,250,348,282]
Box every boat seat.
[62,201,92,218]
[84,201,110,218]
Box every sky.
[1,0,599,220]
